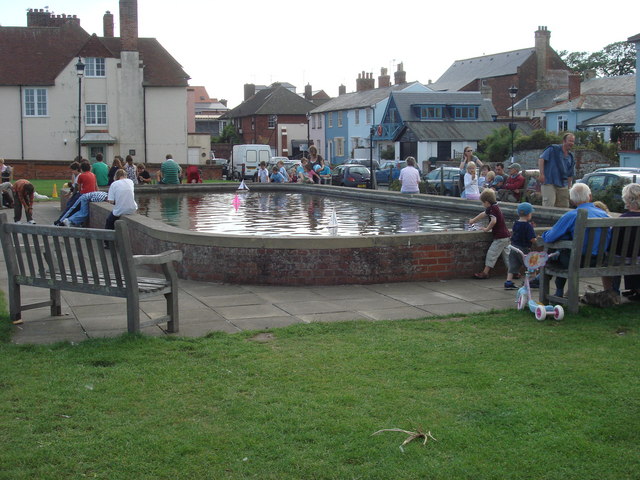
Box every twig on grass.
[372,427,437,447]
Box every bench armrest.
[133,250,183,266]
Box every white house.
[0,1,190,165]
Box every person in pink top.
[398,156,421,194]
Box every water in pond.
[136,191,481,236]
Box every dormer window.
[419,106,443,120]
[84,58,106,77]
[453,106,478,120]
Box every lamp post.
[76,57,85,162]
[306,112,311,157]
[369,126,375,190]
[508,85,518,163]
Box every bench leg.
[126,291,140,334]
[164,265,179,333]
[539,270,550,304]
[566,273,581,314]
[50,289,62,316]
[165,291,179,333]
[8,282,22,324]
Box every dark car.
[375,161,421,185]
[349,159,380,171]
[423,166,461,196]
[577,171,640,192]
[331,164,371,188]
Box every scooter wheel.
[553,305,564,321]
[516,292,527,310]
[535,305,547,321]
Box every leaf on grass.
[372,428,437,447]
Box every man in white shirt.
[398,156,421,194]
[105,168,137,232]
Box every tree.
[559,41,636,78]
[212,124,241,144]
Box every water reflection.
[136,191,486,237]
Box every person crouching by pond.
[105,169,137,233]
[398,156,421,194]
[12,179,35,224]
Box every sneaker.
[27,220,36,224]
[504,280,517,290]
[62,218,71,227]
[529,279,539,289]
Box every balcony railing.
[620,132,640,152]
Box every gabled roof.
[389,91,498,122]
[221,85,317,118]
[0,22,89,85]
[100,37,189,87]
[544,94,634,113]
[310,82,428,113]
[553,75,636,103]
[404,121,533,142]
[628,32,640,43]
[512,88,566,111]
[0,21,189,87]
[580,103,636,126]
[429,48,535,91]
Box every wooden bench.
[540,209,640,313]
[0,213,183,333]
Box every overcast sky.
[3,0,638,106]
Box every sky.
[2,0,638,107]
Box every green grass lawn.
[1,295,638,479]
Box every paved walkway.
[1,201,603,344]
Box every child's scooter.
[508,246,564,321]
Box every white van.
[232,144,272,180]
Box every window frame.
[453,106,478,120]
[85,103,108,126]
[24,88,48,117]
[268,114,277,129]
[84,57,106,78]
[335,137,344,156]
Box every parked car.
[423,166,461,196]
[375,161,422,184]
[577,170,640,192]
[593,167,640,174]
[348,159,380,171]
[331,164,371,188]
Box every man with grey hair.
[538,132,575,208]
[541,183,612,297]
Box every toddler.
[469,189,511,279]
[504,202,537,289]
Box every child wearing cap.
[490,175,504,190]
[504,202,537,289]
[469,189,511,279]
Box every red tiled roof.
[0,22,189,87]
[0,22,89,85]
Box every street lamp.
[306,112,311,157]
[508,85,518,163]
[76,57,85,162]
[369,104,376,190]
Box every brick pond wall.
[83,184,563,286]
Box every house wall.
[145,86,188,164]
[325,111,349,163]
[309,112,324,157]
[239,114,307,154]
[545,109,604,134]
[277,123,307,157]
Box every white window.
[86,104,107,125]
[337,111,343,127]
[366,108,373,124]
[24,88,48,116]
[268,114,277,129]
[328,113,333,128]
[355,109,360,125]
[311,115,316,129]
[557,115,568,133]
[317,114,322,129]
[336,137,344,156]
[85,58,106,77]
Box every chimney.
[378,67,391,88]
[535,26,551,90]
[568,73,581,100]
[27,8,80,27]
[356,71,366,92]
[220,99,228,107]
[103,11,114,37]
[119,0,138,51]
[338,84,346,96]
[244,83,256,101]
[394,62,406,85]
[304,84,312,100]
